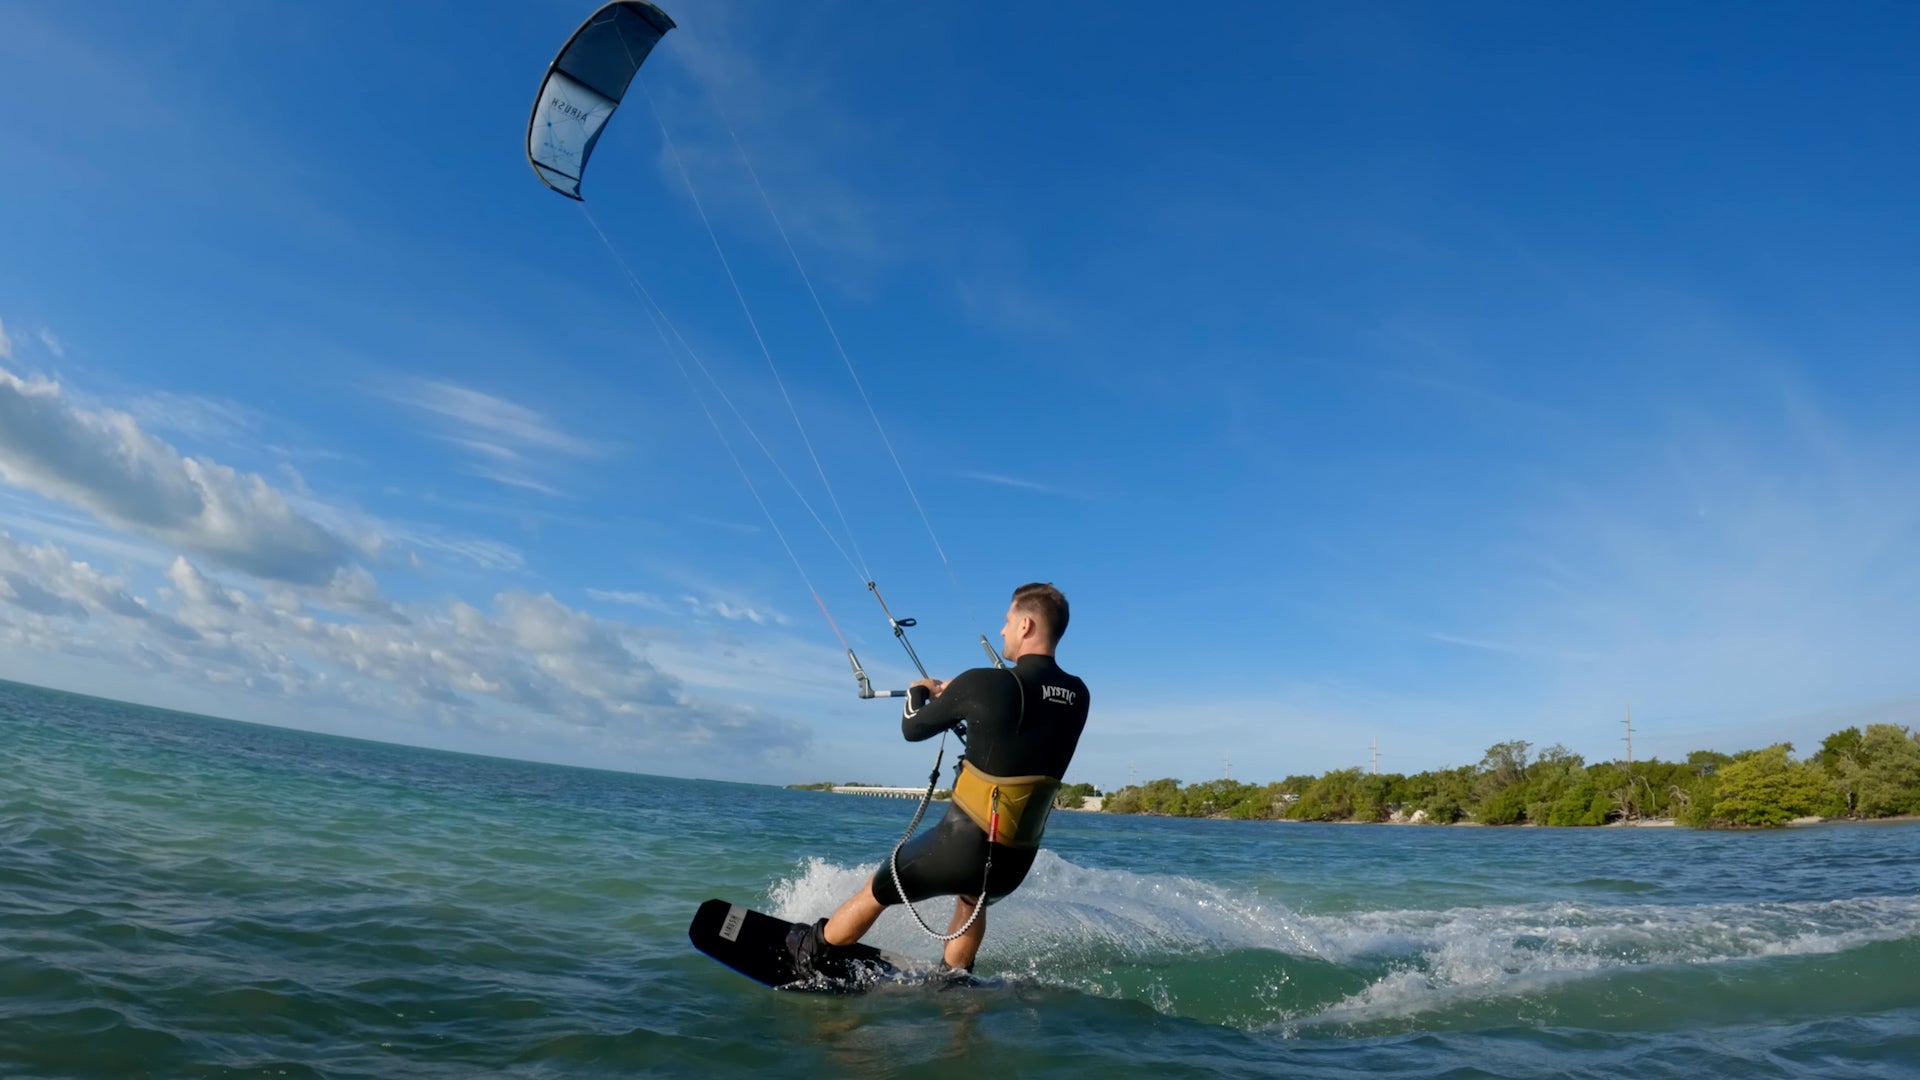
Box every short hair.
[1012,582,1069,644]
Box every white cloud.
[0,570,87,618]
[0,365,353,584]
[0,532,814,769]
[166,554,237,611]
[0,317,11,358]
[37,328,64,358]
[0,532,197,639]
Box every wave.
[764,851,1920,1031]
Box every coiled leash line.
[890,785,996,942]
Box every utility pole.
[1371,736,1379,776]
[1623,705,1633,766]
[1224,753,1231,780]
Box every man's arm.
[900,668,991,742]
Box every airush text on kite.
[522,0,999,706]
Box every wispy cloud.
[377,377,611,496]
[635,2,1080,368]
[587,588,677,615]
[661,13,899,269]
[0,489,184,570]
[1425,631,1599,663]
[122,390,259,443]
[443,437,521,463]
[468,467,567,498]
[955,469,1055,495]
[1426,384,1920,760]
[955,280,1076,340]
[37,328,63,358]
[383,377,605,456]
[1370,364,1574,427]
[954,469,1090,501]
[638,622,867,703]
[1082,375,1920,783]
[687,513,761,535]
[691,596,787,625]
[0,317,12,359]
[589,586,789,626]
[382,523,526,574]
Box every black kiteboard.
[688,898,919,993]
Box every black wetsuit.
[870,653,1090,907]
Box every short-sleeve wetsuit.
[869,652,1091,907]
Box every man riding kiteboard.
[788,582,1091,977]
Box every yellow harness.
[951,760,1062,848]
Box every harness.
[950,762,1062,848]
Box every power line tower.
[1623,705,1633,765]
[1224,753,1232,780]
[1371,736,1379,776]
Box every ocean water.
[4,679,1919,1079]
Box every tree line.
[1100,724,1920,828]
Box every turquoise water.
[5,679,1919,1078]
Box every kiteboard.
[689,898,919,993]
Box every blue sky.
[1,0,1916,789]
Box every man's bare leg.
[822,880,885,947]
[821,883,986,968]
[942,894,986,970]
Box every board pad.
[688,898,916,992]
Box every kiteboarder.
[525,0,1088,994]
[788,582,1091,977]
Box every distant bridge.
[831,785,947,800]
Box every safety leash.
[890,779,996,942]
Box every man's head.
[1000,582,1069,661]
